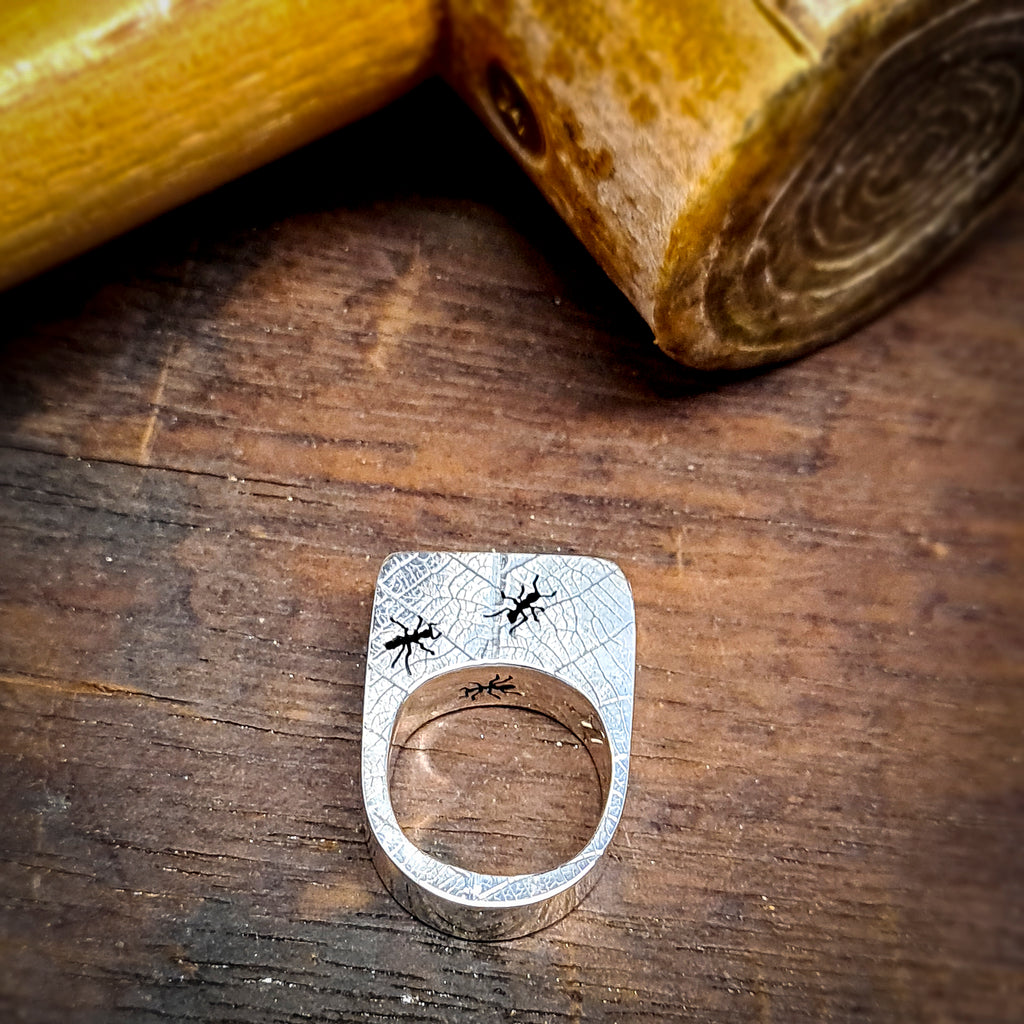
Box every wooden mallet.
[2,0,1022,367]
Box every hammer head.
[445,0,1024,368]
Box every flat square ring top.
[361,551,636,941]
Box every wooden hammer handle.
[0,0,439,289]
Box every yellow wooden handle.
[0,0,440,290]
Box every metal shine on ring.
[361,551,636,940]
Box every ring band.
[361,551,636,940]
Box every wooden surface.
[1,83,1021,1022]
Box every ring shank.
[367,827,606,940]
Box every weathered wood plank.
[1,84,1021,1023]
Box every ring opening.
[388,666,609,875]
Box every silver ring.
[361,551,636,940]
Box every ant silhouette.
[383,615,440,673]
[486,574,556,633]
[461,674,517,701]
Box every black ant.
[383,616,440,673]
[461,674,517,701]
[485,574,556,633]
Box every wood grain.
[1,84,1021,1022]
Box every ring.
[361,551,636,940]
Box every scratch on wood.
[138,346,174,465]
[1,670,193,706]
[751,0,821,60]
[674,529,686,576]
[368,244,429,372]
